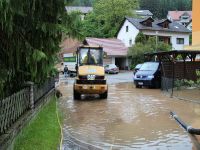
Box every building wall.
[192,0,200,46]
[103,57,112,65]
[117,20,139,47]
[117,19,190,50]
[142,30,190,50]
[111,57,115,64]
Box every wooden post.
[171,54,177,98]
[25,82,34,110]
[181,54,187,79]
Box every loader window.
[79,48,103,66]
[79,48,89,65]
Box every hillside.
[68,0,192,18]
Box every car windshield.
[105,64,116,68]
[79,48,103,66]
[139,62,159,71]
[135,64,143,69]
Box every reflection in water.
[58,83,200,150]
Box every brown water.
[58,82,200,150]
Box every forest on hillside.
[68,0,192,18]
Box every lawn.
[14,96,61,150]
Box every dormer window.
[180,12,190,20]
[157,19,171,29]
[181,16,189,20]
[143,20,152,27]
[140,17,154,27]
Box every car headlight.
[147,75,154,78]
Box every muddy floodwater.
[58,80,200,150]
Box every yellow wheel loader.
[73,45,108,100]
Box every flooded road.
[58,74,200,150]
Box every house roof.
[168,11,192,21]
[125,17,191,33]
[65,6,93,14]
[134,10,153,16]
[84,38,128,56]
[186,19,192,27]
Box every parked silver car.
[104,64,119,74]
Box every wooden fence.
[0,88,30,134]
[161,61,200,91]
[0,78,55,136]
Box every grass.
[14,96,61,150]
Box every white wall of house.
[103,57,112,65]
[111,57,115,64]
[117,18,190,51]
[117,20,139,47]
[171,34,190,50]
[142,30,190,50]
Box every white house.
[167,11,192,27]
[117,17,191,50]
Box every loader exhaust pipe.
[170,111,200,135]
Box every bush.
[196,70,200,88]
[128,34,171,67]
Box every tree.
[128,33,172,68]
[82,0,139,37]
[82,13,106,37]
[0,0,82,98]
[68,0,94,6]
[62,11,85,40]
[135,32,147,44]
[139,0,192,19]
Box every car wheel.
[136,85,142,88]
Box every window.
[176,38,184,44]
[129,39,132,46]
[163,22,169,28]
[181,16,189,20]
[126,26,129,32]
[79,48,103,65]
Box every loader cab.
[77,46,103,66]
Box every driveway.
[106,71,133,84]
[57,72,200,150]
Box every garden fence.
[0,78,55,135]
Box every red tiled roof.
[168,11,192,21]
[85,38,128,56]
